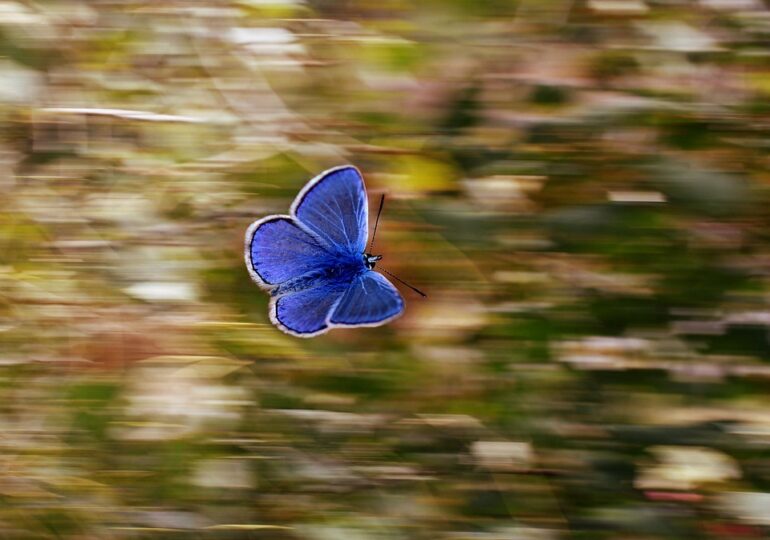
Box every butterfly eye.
[364,254,382,269]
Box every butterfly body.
[270,254,365,298]
[244,166,405,337]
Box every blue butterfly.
[245,165,419,337]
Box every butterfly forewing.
[292,166,369,255]
[246,217,333,287]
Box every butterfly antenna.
[379,267,427,298]
[368,193,386,253]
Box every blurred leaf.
[647,158,749,216]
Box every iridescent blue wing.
[291,166,368,255]
[270,283,348,337]
[245,216,335,288]
[329,271,404,327]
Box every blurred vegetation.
[0,0,769,538]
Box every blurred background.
[1,0,770,538]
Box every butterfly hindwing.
[292,166,368,255]
[246,216,334,288]
[271,284,346,337]
[330,271,404,327]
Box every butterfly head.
[364,253,382,269]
